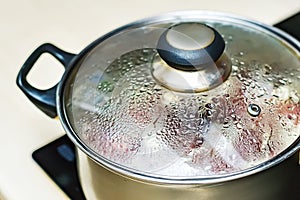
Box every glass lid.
[64,13,300,178]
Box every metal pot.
[17,11,300,200]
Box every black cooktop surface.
[32,135,86,200]
[32,12,300,200]
[275,12,300,40]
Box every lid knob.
[151,22,231,93]
[157,23,225,71]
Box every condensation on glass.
[65,18,300,178]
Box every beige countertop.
[1,0,300,199]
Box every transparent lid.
[65,13,300,178]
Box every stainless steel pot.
[17,11,300,200]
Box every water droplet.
[205,103,213,109]
[143,49,152,54]
[278,79,286,85]
[264,64,272,72]
[206,110,213,117]
[223,121,230,128]
[236,123,243,129]
[247,104,261,117]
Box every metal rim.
[56,10,300,185]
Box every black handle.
[157,23,225,71]
[17,43,76,118]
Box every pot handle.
[17,43,76,118]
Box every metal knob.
[157,23,225,71]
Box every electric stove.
[32,11,300,200]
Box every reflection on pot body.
[77,149,300,200]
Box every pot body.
[77,149,300,200]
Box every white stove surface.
[1,0,300,199]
